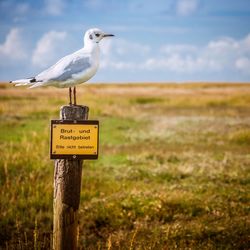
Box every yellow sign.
[50,120,99,159]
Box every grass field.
[0,82,249,249]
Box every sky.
[0,0,250,83]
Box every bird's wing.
[52,56,92,81]
[36,51,92,83]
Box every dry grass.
[0,82,250,249]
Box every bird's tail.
[10,77,36,86]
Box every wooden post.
[53,105,89,250]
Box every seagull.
[10,28,114,105]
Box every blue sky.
[0,0,250,82]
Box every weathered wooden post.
[51,103,99,250]
[53,105,88,250]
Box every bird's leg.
[69,87,72,105]
[73,86,77,105]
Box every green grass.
[0,83,250,249]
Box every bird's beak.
[103,33,114,37]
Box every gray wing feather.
[51,57,91,81]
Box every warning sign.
[50,120,99,159]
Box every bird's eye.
[95,33,100,37]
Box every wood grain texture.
[53,105,89,250]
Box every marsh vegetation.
[0,83,249,249]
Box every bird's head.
[84,28,114,45]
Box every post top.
[60,105,89,120]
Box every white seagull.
[10,28,114,105]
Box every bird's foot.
[73,86,77,105]
[69,87,72,105]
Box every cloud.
[161,44,198,54]
[176,0,199,16]
[99,33,250,77]
[144,34,250,73]
[100,39,151,58]
[236,57,250,74]
[99,39,150,70]
[32,31,67,68]
[107,25,189,35]
[113,39,151,56]
[45,0,65,15]
[143,55,208,73]
[0,28,27,60]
